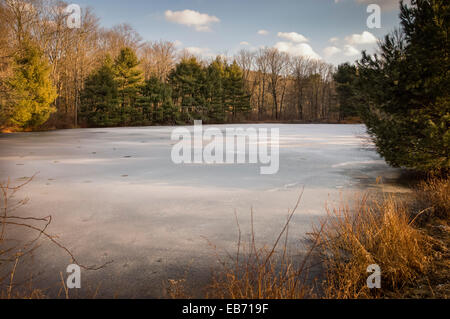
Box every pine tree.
[80,55,119,127]
[334,63,359,121]
[113,47,143,125]
[140,76,176,124]
[356,0,449,173]
[205,57,226,123]
[224,61,251,121]
[169,57,206,123]
[6,40,57,129]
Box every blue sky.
[76,0,404,65]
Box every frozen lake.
[0,124,406,298]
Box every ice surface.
[0,124,406,297]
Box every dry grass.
[415,176,449,221]
[202,190,325,299]
[311,193,435,299]
[407,176,449,298]
[166,279,189,299]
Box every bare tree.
[291,56,310,120]
[265,48,289,120]
[255,48,270,120]
[236,49,262,119]
[140,40,177,82]
[3,0,43,45]
[98,23,142,59]
[235,49,254,89]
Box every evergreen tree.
[334,63,359,121]
[113,47,143,125]
[205,57,226,123]
[140,76,177,124]
[224,61,251,121]
[169,57,205,123]
[80,56,119,127]
[356,0,449,173]
[6,40,57,129]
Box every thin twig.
[264,187,304,267]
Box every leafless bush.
[0,175,110,299]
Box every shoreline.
[1,119,364,134]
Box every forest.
[0,0,447,173]
[0,0,351,131]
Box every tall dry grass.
[415,176,449,221]
[311,194,434,299]
[202,191,325,299]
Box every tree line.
[0,0,347,131]
[79,50,251,127]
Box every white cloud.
[240,41,250,46]
[345,31,377,45]
[274,42,321,60]
[165,10,220,32]
[277,32,308,43]
[257,30,269,36]
[173,40,183,47]
[329,37,339,44]
[185,47,215,58]
[323,46,341,58]
[343,45,360,56]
